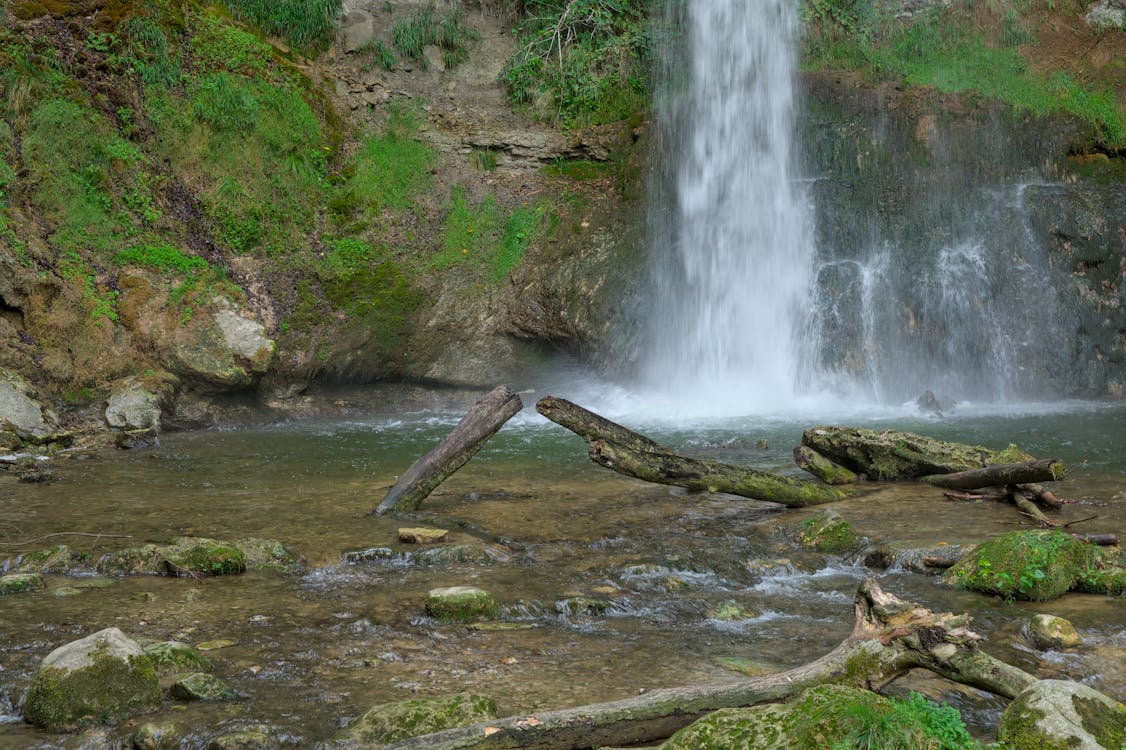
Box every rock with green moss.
[234,537,298,572]
[998,679,1126,749]
[171,672,239,702]
[22,627,161,731]
[98,536,248,576]
[801,426,1033,479]
[16,544,87,574]
[204,723,279,749]
[132,721,183,750]
[143,641,211,674]
[944,530,1102,601]
[0,572,45,594]
[797,510,862,554]
[412,543,511,566]
[1075,565,1126,596]
[425,586,499,622]
[1027,614,1082,650]
[334,693,498,745]
[708,600,758,621]
[662,684,977,750]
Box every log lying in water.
[375,386,523,515]
[380,579,1039,750]
[793,445,858,485]
[922,458,1064,490]
[536,397,850,507]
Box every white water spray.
[643,0,814,417]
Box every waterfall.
[642,0,814,417]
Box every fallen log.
[922,459,1064,490]
[375,386,523,515]
[1072,533,1119,546]
[1020,483,1064,510]
[793,445,858,485]
[801,426,1034,479]
[589,439,851,507]
[380,579,1037,750]
[536,397,670,454]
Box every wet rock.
[196,639,238,651]
[1027,614,1082,650]
[998,679,1126,749]
[425,586,499,622]
[23,627,160,732]
[0,572,45,594]
[555,597,610,617]
[105,377,166,431]
[0,371,49,439]
[862,542,974,573]
[16,544,83,574]
[708,600,758,621]
[944,530,1103,601]
[71,727,121,749]
[412,543,511,566]
[205,723,279,750]
[114,427,160,450]
[398,527,449,544]
[171,672,239,702]
[143,641,211,674]
[53,585,82,597]
[334,693,498,745]
[99,537,247,577]
[341,546,398,563]
[234,537,299,572]
[132,721,183,750]
[797,510,862,554]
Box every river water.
[1,391,1123,747]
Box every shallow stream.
[1,392,1124,747]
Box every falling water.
[642,0,815,417]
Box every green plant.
[115,243,209,274]
[360,40,397,71]
[392,4,478,70]
[219,0,343,52]
[189,12,272,77]
[346,101,434,220]
[495,203,548,280]
[817,691,981,749]
[470,148,499,172]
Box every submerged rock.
[708,600,758,621]
[1027,614,1082,650]
[0,572,45,594]
[132,721,183,750]
[204,723,280,750]
[143,641,211,674]
[334,693,498,745]
[797,510,862,554]
[945,530,1104,601]
[23,627,160,732]
[425,586,499,622]
[98,536,294,576]
[412,543,511,566]
[171,672,239,702]
[555,597,610,617]
[998,679,1126,749]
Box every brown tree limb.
[1019,483,1064,510]
[535,396,669,454]
[922,459,1064,490]
[379,580,1037,750]
[375,386,523,515]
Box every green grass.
[392,4,478,70]
[802,2,1125,148]
[343,102,434,221]
[219,0,343,53]
[807,691,981,750]
[432,185,547,280]
[115,243,210,274]
[190,12,272,77]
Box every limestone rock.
[708,600,757,621]
[398,527,449,544]
[0,372,49,440]
[105,377,166,431]
[171,672,239,702]
[0,572,45,594]
[171,299,274,391]
[425,585,499,622]
[797,510,862,554]
[99,537,250,576]
[340,9,375,53]
[22,627,160,731]
[1027,614,1082,650]
[341,546,398,563]
[335,693,498,745]
[998,679,1126,749]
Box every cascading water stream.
[642,0,815,417]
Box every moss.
[0,572,46,594]
[798,510,862,554]
[945,530,1102,601]
[336,693,498,745]
[233,537,297,572]
[170,672,238,702]
[1073,695,1126,749]
[161,538,246,576]
[143,641,211,674]
[23,648,160,732]
[997,703,1076,750]
[1075,566,1126,596]
[425,586,500,623]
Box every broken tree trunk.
[380,579,1038,750]
[922,458,1064,490]
[801,426,1035,480]
[375,386,523,515]
[793,445,858,485]
[537,397,850,507]
[589,440,851,507]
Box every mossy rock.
[412,544,511,566]
[1027,614,1082,650]
[23,627,161,732]
[0,572,45,594]
[1075,566,1126,596]
[708,600,758,621]
[554,596,610,617]
[132,721,183,750]
[797,510,862,554]
[160,537,246,576]
[425,586,499,622]
[998,679,1126,749]
[945,530,1102,601]
[335,692,498,745]
[341,546,398,563]
[204,723,278,749]
[171,672,239,702]
[233,538,298,572]
[143,641,211,674]
[17,544,87,574]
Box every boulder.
[171,673,239,702]
[1027,614,1082,650]
[170,298,274,391]
[998,679,1126,749]
[22,627,161,731]
[334,693,498,745]
[0,371,50,441]
[797,510,862,554]
[0,572,45,594]
[99,537,249,576]
[1086,0,1125,28]
[945,530,1103,601]
[105,377,167,431]
[425,586,499,622]
[340,9,375,53]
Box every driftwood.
[375,386,523,515]
[792,444,858,485]
[1020,483,1064,509]
[922,459,1064,490]
[380,579,1038,750]
[536,397,850,507]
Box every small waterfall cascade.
[642,0,814,416]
